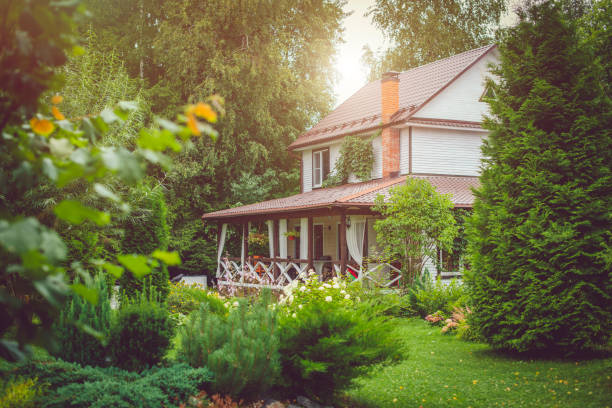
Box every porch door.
[314,224,323,259]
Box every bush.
[167,281,227,316]
[404,274,465,317]
[178,291,280,398]
[0,376,42,408]
[108,295,174,371]
[51,274,111,366]
[467,0,612,353]
[0,359,212,408]
[278,298,403,402]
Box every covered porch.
[202,175,476,289]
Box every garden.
[1,0,611,407]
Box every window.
[312,148,330,188]
[437,248,470,273]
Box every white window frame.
[313,150,323,188]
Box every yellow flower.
[192,102,217,123]
[52,106,65,120]
[472,380,478,385]
[51,95,63,105]
[186,113,200,135]
[29,117,54,136]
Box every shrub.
[0,376,42,408]
[404,274,465,317]
[167,281,227,316]
[178,291,280,398]
[109,295,174,371]
[51,274,111,366]
[1,359,212,408]
[467,1,612,353]
[278,299,403,402]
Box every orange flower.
[29,117,55,136]
[186,113,200,136]
[51,95,63,105]
[191,102,217,123]
[52,106,66,120]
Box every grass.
[347,319,612,408]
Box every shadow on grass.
[471,345,612,362]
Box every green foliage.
[405,274,466,318]
[323,134,375,186]
[119,186,170,300]
[178,292,280,398]
[0,376,42,408]
[167,281,227,316]
[278,299,403,402]
[467,0,612,354]
[52,274,111,366]
[363,0,506,80]
[109,295,175,371]
[373,178,458,285]
[1,359,212,408]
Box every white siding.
[329,142,342,175]
[399,128,410,175]
[302,149,312,192]
[411,127,483,176]
[371,135,382,179]
[416,52,498,121]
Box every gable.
[414,50,499,122]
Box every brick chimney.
[381,71,400,178]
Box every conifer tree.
[467,0,612,353]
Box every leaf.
[0,218,42,254]
[117,101,139,112]
[51,95,63,105]
[40,230,67,263]
[186,113,200,135]
[156,118,182,133]
[33,274,69,308]
[137,128,181,152]
[54,200,110,226]
[71,283,99,305]
[102,262,124,279]
[100,108,120,124]
[30,117,55,136]
[152,250,181,266]
[117,254,151,278]
[93,183,120,202]
[191,102,217,123]
[49,137,74,158]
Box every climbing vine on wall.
[322,133,376,187]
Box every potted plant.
[284,230,300,241]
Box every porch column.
[279,219,288,258]
[340,213,347,274]
[216,222,227,277]
[241,222,249,282]
[273,219,280,278]
[307,216,314,270]
[300,217,308,266]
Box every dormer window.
[312,148,330,188]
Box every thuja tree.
[373,178,457,285]
[119,185,171,300]
[466,0,612,353]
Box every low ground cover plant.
[167,281,227,317]
[0,358,212,408]
[403,272,466,318]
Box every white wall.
[371,135,382,180]
[416,52,498,122]
[400,126,483,176]
[302,149,312,192]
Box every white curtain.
[346,216,366,266]
[279,219,288,258]
[216,223,227,276]
[266,220,275,258]
[300,217,308,261]
[241,222,251,267]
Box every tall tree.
[84,0,346,277]
[363,0,506,80]
[466,0,612,354]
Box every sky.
[332,0,521,108]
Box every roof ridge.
[395,44,496,76]
[337,176,406,203]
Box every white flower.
[233,301,239,307]
[299,286,306,292]
[344,294,350,300]
[292,313,297,318]
[325,296,332,302]
[332,283,340,289]
[298,270,307,279]
[288,295,294,304]
[224,302,230,308]
[317,286,325,291]
[298,304,303,310]
[308,270,316,276]
[323,283,331,288]
[340,289,346,294]
[357,296,361,302]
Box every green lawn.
[347,319,612,408]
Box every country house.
[202,44,499,289]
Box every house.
[202,44,499,289]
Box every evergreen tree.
[467,0,612,354]
[119,186,170,300]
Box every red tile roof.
[201,175,479,221]
[288,44,496,150]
